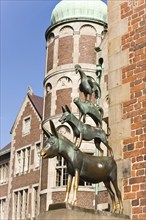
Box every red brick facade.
[121,0,146,219]
[44,93,51,118]
[0,92,43,220]
[52,191,95,209]
[79,35,96,64]
[56,88,72,114]
[58,36,74,65]
[13,102,41,150]
[47,41,54,72]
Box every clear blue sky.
[1,0,107,148]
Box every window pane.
[56,157,67,187]
[23,117,30,134]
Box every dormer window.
[22,116,31,135]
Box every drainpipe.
[95,62,103,209]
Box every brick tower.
[40,0,109,212]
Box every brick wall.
[79,35,96,64]
[12,170,40,189]
[40,193,47,212]
[77,191,95,209]
[58,36,73,65]
[0,184,8,197]
[121,1,146,219]
[14,102,41,149]
[8,98,42,219]
[47,41,54,72]
[52,191,95,209]
[52,191,66,204]
[44,93,51,118]
[41,159,48,190]
[56,88,72,114]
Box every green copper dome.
[51,0,107,25]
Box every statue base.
[37,202,130,220]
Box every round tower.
[44,0,107,119]
[41,0,108,211]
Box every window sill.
[51,186,95,192]
[0,181,8,185]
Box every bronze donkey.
[40,120,123,213]
[59,105,113,157]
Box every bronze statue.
[73,97,104,127]
[75,64,101,101]
[59,105,113,157]
[41,120,123,213]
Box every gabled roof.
[0,142,11,156]
[10,88,44,134]
[28,93,43,118]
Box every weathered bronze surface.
[75,64,101,101]
[41,120,123,213]
[73,97,104,127]
[59,105,113,157]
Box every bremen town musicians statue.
[41,64,123,213]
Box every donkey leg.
[64,174,73,203]
[111,179,124,214]
[72,170,79,205]
[104,180,117,213]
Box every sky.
[1,0,107,148]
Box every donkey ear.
[62,106,66,113]
[50,120,58,138]
[42,127,52,138]
[41,121,52,138]
[65,105,71,113]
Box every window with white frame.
[0,198,7,220]
[0,163,9,184]
[55,155,92,187]
[32,186,39,218]
[15,147,30,175]
[14,189,28,220]
[56,156,68,187]
[22,117,31,135]
[35,143,41,169]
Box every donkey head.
[59,105,71,124]
[41,120,59,159]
